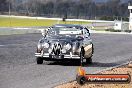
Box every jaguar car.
[35,24,94,65]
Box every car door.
[83,28,92,57]
[83,27,91,45]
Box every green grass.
[0,17,89,27]
[0,16,90,35]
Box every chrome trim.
[35,53,80,59]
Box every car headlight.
[43,42,49,48]
[48,48,52,53]
[61,49,66,53]
[64,43,71,50]
[72,45,76,52]
[37,43,42,49]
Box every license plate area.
[50,54,64,59]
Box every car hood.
[46,35,83,44]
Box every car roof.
[52,24,84,29]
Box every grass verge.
[0,17,89,27]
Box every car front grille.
[52,42,62,55]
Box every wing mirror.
[88,32,90,36]
[42,28,49,37]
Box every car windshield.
[48,27,82,36]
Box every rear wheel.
[36,57,43,64]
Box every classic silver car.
[35,24,94,65]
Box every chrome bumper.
[35,53,80,59]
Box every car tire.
[80,54,83,66]
[36,57,43,64]
[80,46,85,66]
[92,43,94,54]
[86,57,92,64]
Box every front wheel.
[36,57,43,64]
[80,53,84,66]
[86,57,92,64]
[80,46,85,66]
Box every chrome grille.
[52,42,62,55]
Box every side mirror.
[42,29,48,37]
[88,33,90,36]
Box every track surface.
[0,33,132,88]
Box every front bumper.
[35,53,80,59]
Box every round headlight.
[43,42,49,48]
[48,48,52,53]
[37,44,42,49]
[62,49,66,53]
[72,46,76,51]
[64,43,71,50]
